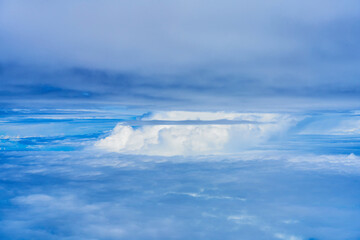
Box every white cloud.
[329,118,360,135]
[274,233,302,240]
[299,113,360,135]
[95,124,230,155]
[227,214,257,225]
[288,153,360,173]
[95,111,297,156]
[165,191,246,201]
[145,111,279,121]
[13,194,54,205]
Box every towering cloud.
[95,111,297,155]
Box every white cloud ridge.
[95,111,296,156]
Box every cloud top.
[145,111,279,121]
[95,111,296,156]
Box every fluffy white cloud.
[95,111,297,156]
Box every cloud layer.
[1,0,360,110]
[2,150,360,239]
[95,111,296,155]
[1,0,360,74]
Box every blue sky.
[1,1,360,239]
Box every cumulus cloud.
[95,111,297,156]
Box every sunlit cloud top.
[95,111,298,156]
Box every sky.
[1,1,360,240]
[1,0,360,110]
